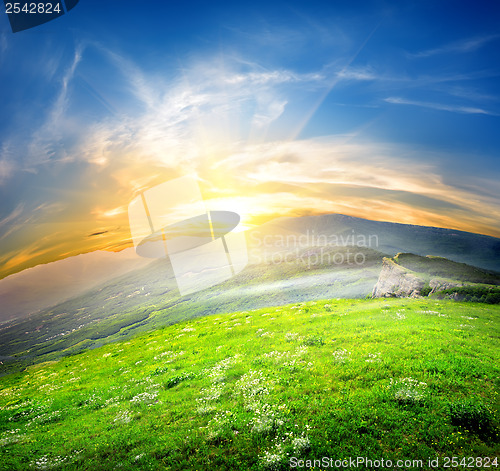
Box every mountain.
[252,214,500,272]
[1,213,500,373]
[4,213,498,326]
[0,243,385,373]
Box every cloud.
[223,69,324,86]
[22,45,84,170]
[252,99,288,128]
[15,37,495,186]
[411,34,500,58]
[2,41,500,279]
[0,203,24,230]
[5,44,308,179]
[336,66,377,81]
[88,230,109,237]
[0,157,15,185]
[55,46,333,174]
[384,97,498,116]
[208,137,500,236]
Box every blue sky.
[0,0,499,277]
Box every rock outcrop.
[372,257,425,298]
[372,252,497,299]
[428,279,464,294]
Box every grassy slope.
[259,214,500,272]
[393,253,500,285]
[0,298,499,470]
[0,247,384,374]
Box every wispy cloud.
[0,204,24,230]
[336,66,377,81]
[439,85,498,103]
[2,39,500,279]
[52,45,84,122]
[384,97,498,116]
[223,69,324,86]
[209,137,500,236]
[0,145,16,185]
[66,45,333,170]
[411,34,500,58]
[23,45,84,169]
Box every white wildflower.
[114,410,132,424]
[332,348,351,363]
[390,377,427,403]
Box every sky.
[0,0,499,279]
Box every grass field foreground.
[0,298,499,470]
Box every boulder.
[372,258,425,298]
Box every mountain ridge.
[2,212,499,326]
[252,213,500,272]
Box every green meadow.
[0,298,498,470]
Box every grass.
[434,286,500,304]
[0,249,384,375]
[0,298,498,470]
[393,253,500,285]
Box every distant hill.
[252,214,500,272]
[1,213,500,373]
[0,244,385,373]
[3,213,498,325]
[392,252,500,284]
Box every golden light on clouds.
[1,45,499,280]
[2,130,499,281]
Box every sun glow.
[204,196,259,231]
[1,37,499,280]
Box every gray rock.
[429,279,464,294]
[372,258,425,298]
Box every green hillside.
[371,253,500,301]
[393,253,500,284]
[0,246,384,374]
[256,214,500,272]
[0,298,498,470]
